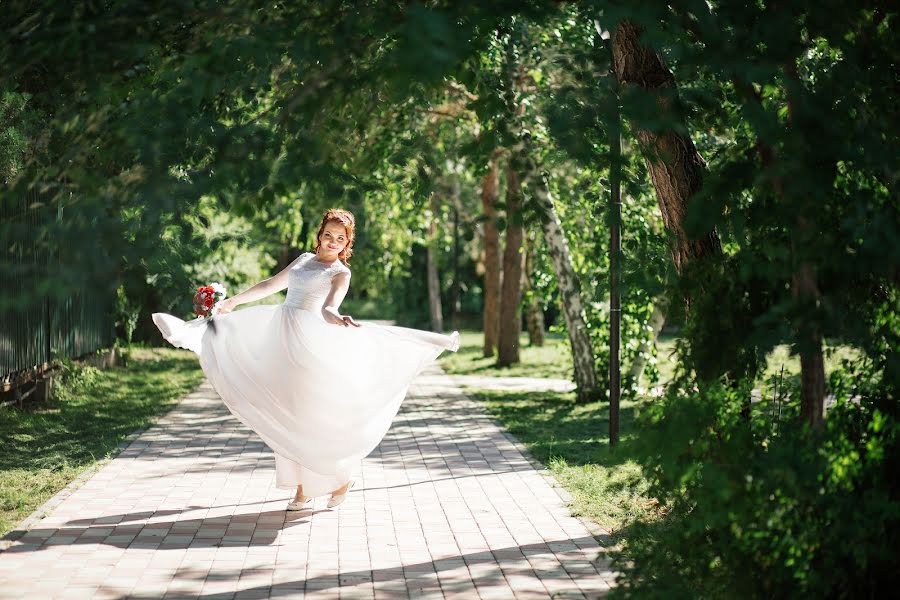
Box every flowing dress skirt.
[152,305,458,496]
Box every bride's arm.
[322,272,360,327]
[219,254,305,312]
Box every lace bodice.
[284,252,350,313]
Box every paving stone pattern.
[0,365,614,599]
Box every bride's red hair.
[314,208,355,266]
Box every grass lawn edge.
[0,372,205,551]
[505,428,615,546]
[441,367,615,549]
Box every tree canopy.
[2,1,898,596]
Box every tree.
[527,166,602,401]
[497,163,525,366]
[426,195,445,333]
[481,153,502,357]
[607,19,723,273]
[523,226,546,346]
[501,19,602,400]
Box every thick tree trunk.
[799,346,826,428]
[426,206,443,333]
[793,230,826,430]
[784,60,826,430]
[529,172,601,402]
[481,155,502,357]
[610,21,722,272]
[523,227,545,347]
[497,166,525,366]
[733,67,826,429]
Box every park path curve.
[0,364,614,599]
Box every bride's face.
[319,222,349,256]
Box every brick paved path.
[0,366,614,599]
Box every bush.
[0,89,42,184]
[52,359,102,403]
[612,362,900,599]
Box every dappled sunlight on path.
[0,366,614,598]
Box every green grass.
[0,347,204,536]
[444,328,858,391]
[442,330,655,531]
[450,329,861,536]
[474,388,655,533]
[439,330,574,380]
[340,297,396,320]
[654,333,861,392]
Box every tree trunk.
[732,65,826,429]
[523,227,545,347]
[794,259,825,430]
[497,165,525,366]
[609,21,722,272]
[450,177,462,331]
[426,204,444,333]
[499,23,596,396]
[784,60,826,431]
[481,154,502,357]
[627,295,669,387]
[529,172,601,402]
[279,240,302,272]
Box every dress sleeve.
[293,252,314,267]
[330,261,351,279]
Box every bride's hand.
[341,314,361,328]
[323,307,360,327]
[217,299,236,315]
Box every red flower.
[191,282,226,318]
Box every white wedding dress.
[152,252,459,496]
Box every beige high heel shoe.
[326,480,356,509]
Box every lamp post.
[597,21,622,447]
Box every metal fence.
[1,188,114,388]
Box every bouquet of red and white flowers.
[192,282,227,319]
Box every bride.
[152,208,459,510]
